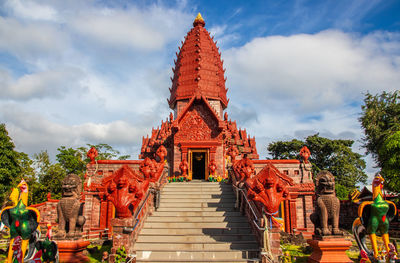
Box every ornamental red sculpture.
[246,164,290,217]
[139,158,153,179]
[179,159,189,179]
[233,155,255,185]
[103,165,149,218]
[155,145,167,163]
[299,146,311,164]
[174,104,220,142]
[139,158,164,182]
[226,145,239,164]
[209,159,217,176]
[87,147,98,164]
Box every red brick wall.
[215,145,224,177]
[31,200,59,227]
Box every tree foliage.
[56,146,87,176]
[89,143,130,160]
[359,91,400,192]
[268,134,367,199]
[32,144,130,203]
[0,124,30,205]
[0,126,131,205]
[30,151,66,204]
[56,143,131,178]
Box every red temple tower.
[140,13,258,181]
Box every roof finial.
[193,12,205,27]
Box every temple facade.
[140,14,258,181]
[34,14,315,244]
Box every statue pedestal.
[57,239,90,263]
[307,236,352,263]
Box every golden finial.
[193,12,205,27]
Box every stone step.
[137,234,256,243]
[162,187,232,190]
[161,193,233,198]
[138,261,256,263]
[164,183,231,187]
[143,222,247,229]
[163,184,232,187]
[156,207,236,212]
[159,202,235,208]
[135,181,259,262]
[161,189,234,195]
[160,198,236,203]
[139,227,252,235]
[136,250,259,261]
[134,241,259,251]
[146,216,247,223]
[151,211,241,217]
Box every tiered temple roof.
[168,13,228,109]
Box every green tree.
[0,124,34,205]
[377,131,400,191]
[89,143,130,160]
[31,151,66,204]
[267,134,367,199]
[56,146,87,176]
[56,143,130,178]
[359,91,400,192]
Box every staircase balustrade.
[230,167,276,263]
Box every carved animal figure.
[299,146,310,164]
[56,174,86,239]
[233,155,254,185]
[0,179,40,263]
[155,145,167,163]
[179,159,189,179]
[103,165,149,218]
[209,159,217,176]
[353,173,397,260]
[226,146,239,164]
[310,171,341,236]
[87,147,98,164]
[246,164,289,216]
[140,158,153,179]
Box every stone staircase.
[134,181,260,262]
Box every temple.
[140,13,258,181]
[33,13,315,261]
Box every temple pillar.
[289,194,298,232]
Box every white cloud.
[0,68,85,100]
[221,30,400,185]
[1,105,143,158]
[224,30,400,113]
[4,0,58,21]
[0,17,69,60]
[69,6,191,52]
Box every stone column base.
[307,236,352,263]
[57,239,90,263]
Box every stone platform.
[307,236,352,263]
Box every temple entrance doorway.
[189,149,208,180]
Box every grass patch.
[346,249,359,262]
[280,243,312,263]
[87,242,112,263]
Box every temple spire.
[193,12,205,27]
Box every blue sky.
[0,0,399,183]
